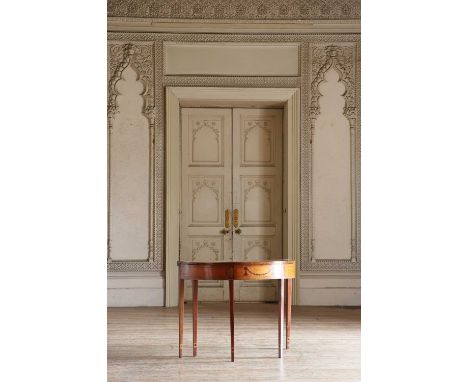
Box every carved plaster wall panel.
[108,0,360,20]
[312,65,352,260]
[107,42,160,271]
[107,33,360,273]
[108,63,149,261]
[304,41,360,271]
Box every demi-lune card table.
[178,260,296,361]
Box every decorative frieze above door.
[107,0,361,20]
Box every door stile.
[180,108,232,301]
[232,108,283,302]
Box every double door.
[180,108,283,301]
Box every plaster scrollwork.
[243,120,272,143]
[244,179,271,201]
[107,43,155,119]
[192,120,220,143]
[310,45,355,120]
[192,240,220,261]
[107,44,131,118]
[244,239,271,259]
[192,178,220,202]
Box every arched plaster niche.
[109,64,150,261]
[312,66,352,260]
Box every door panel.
[233,109,283,302]
[181,108,232,301]
[180,107,283,302]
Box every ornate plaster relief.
[107,33,360,273]
[108,0,360,20]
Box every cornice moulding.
[107,18,361,34]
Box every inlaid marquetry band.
[178,260,296,280]
[243,267,271,277]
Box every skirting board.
[108,272,165,307]
[298,288,360,306]
[107,272,360,306]
[298,274,361,306]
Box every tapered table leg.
[179,278,184,358]
[286,278,292,349]
[278,278,284,358]
[284,278,288,349]
[192,280,198,357]
[229,279,234,362]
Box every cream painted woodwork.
[180,108,283,302]
[166,88,300,308]
[233,109,283,301]
[108,64,149,261]
[181,108,232,301]
[164,42,299,76]
[312,67,352,260]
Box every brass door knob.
[235,228,242,234]
[221,228,230,234]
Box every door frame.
[165,87,300,307]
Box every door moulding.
[165,87,300,307]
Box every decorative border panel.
[108,0,361,20]
[107,42,159,271]
[303,41,360,271]
[107,32,360,273]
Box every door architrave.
[166,87,300,307]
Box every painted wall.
[107,3,361,307]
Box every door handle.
[222,209,231,235]
[225,209,231,229]
[235,228,242,234]
[233,209,239,228]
